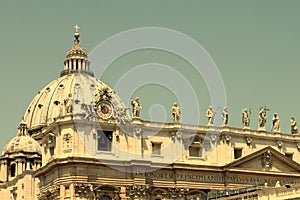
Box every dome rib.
[44,74,74,124]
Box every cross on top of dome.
[74,24,80,32]
[74,24,80,42]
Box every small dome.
[2,135,42,155]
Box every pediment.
[224,146,300,173]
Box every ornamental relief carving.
[126,185,148,199]
[95,86,113,103]
[170,130,182,141]
[126,186,194,200]
[63,133,72,153]
[262,150,272,171]
[114,107,130,125]
[277,140,283,149]
[38,185,60,200]
[246,137,252,145]
[74,183,120,200]
[74,183,94,198]
[222,134,231,144]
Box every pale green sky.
[0,1,300,150]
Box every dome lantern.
[17,119,28,136]
[61,24,94,77]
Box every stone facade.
[1,27,300,200]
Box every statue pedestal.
[222,125,230,132]
[258,127,266,132]
[171,123,181,128]
[132,117,142,124]
[273,130,281,134]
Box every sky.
[0,1,300,151]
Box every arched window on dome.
[99,196,111,200]
[9,163,16,177]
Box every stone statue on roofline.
[258,107,267,131]
[290,116,298,134]
[222,107,228,126]
[131,97,142,118]
[171,102,181,123]
[242,108,250,129]
[271,113,280,133]
[206,106,214,126]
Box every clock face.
[96,101,113,119]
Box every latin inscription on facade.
[135,170,300,186]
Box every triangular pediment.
[224,146,300,173]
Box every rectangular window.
[10,163,16,177]
[189,146,202,157]
[65,185,70,197]
[234,148,243,159]
[285,152,293,160]
[97,130,113,151]
[49,147,55,156]
[151,142,162,155]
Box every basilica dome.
[23,26,129,130]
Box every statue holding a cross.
[258,106,269,131]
